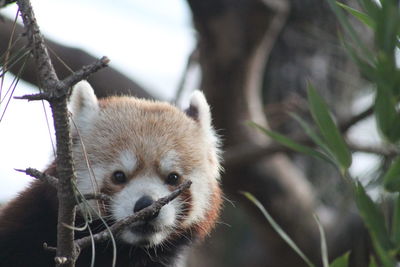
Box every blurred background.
[0,0,384,266]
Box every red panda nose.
[134,195,154,213]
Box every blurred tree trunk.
[186,0,367,266]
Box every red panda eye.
[166,172,180,185]
[112,171,127,184]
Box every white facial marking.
[75,150,137,195]
[159,150,180,174]
[118,150,137,174]
[111,176,178,246]
[182,170,211,227]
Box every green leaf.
[327,0,374,63]
[376,0,400,55]
[329,252,349,267]
[242,192,315,267]
[248,121,332,163]
[355,182,395,266]
[339,34,376,81]
[383,157,400,192]
[314,215,329,267]
[337,2,375,29]
[391,193,400,246]
[357,0,380,21]
[289,113,331,153]
[374,88,400,143]
[307,84,352,172]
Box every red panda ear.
[69,81,99,131]
[184,90,212,129]
[185,91,222,175]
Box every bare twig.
[80,193,112,204]
[16,0,109,266]
[62,56,110,89]
[226,104,378,168]
[14,56,110,101]
[224,135,312,168]
[339,106,373,132]
[74,180,192,251]
[225,131,398,169]
[14,92,48,101]
[348,142,399,157]
[43,242,57,253]
[15,167,59,188]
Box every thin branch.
[348,142,399,157]
[43,242,57,253]
[80,193,112,204]
[339,106,373,132]
[15,167,59,188]
[14,92,48,101]
[225,132,398,169]
[15,1,109,266]
[224,136,312,168]
[17,0,59,85]
[62,56,110,89]
[74,180,192,251]
[14,56,110,102]
[226,105,377,168]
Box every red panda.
[0,81,222,267]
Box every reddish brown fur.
[0,90,222,267]
[191,183,223,240]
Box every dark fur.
[0,166,195,267]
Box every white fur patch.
[118,150,137,174]
[111,176,178,246]
[75,150,138,196]
[182,170,211,227]
[159,150,181,174]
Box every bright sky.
[0,0,195,201]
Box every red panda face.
[108,150,191,246]
[69,81,222,247]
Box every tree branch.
[62,56,110,89]
[80,193,112,204]
[348,142,399,157]
[225,105,379,168]
[340,106,373,132]
[16,1,109,266]
[15,167,59,188]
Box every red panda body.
[0,81,222,267]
